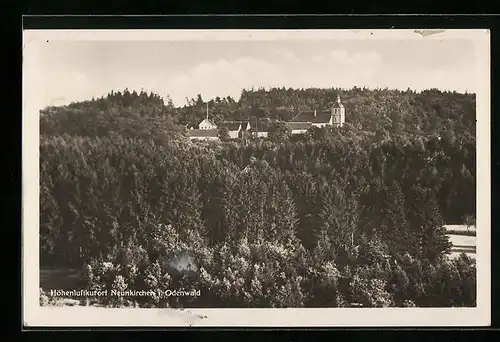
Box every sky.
[33,39,478,108]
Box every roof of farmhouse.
[188,129,219,137]
[290,110,331,124]
[220,121,251,131]
[288,122,313,130]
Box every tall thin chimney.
[314,109,317,117]
[206,103,209,120]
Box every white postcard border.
[22,28,491,327]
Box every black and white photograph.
[22,29,490,327]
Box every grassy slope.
[445,225,477,259]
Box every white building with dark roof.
[288,94,345,133]
[189,94,345,140]
[330,94,345,127]
[288,122,313,135]
[220,121,252,139]
[189,103,219,141]
[197,103,218,130]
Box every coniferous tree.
[406,185,452,262]
[318,181,360,265]
[380,181,417,257]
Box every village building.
[288,94,345,134]
[197,103,218,130]
[188,94,346,140]
[188,103,220,141]
[288,122,313,135]
[198,118,217,130]
[331,94,346,127]
[220,121,252,139]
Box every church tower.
[329,94,345,128]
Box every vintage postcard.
[22,28,491,327]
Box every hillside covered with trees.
[39,87,476,308]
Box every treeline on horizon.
[39,87,476,308]
[41,86,476,139]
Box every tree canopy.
[39,87,476,308]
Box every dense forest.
[39,87,476,308]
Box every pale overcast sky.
[35,39,477,108]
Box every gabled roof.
[220,121,252,131]
[290,110,331,124]
[199,118,217,126]
[220,122,242,131]
[288,122,313,130]
[188,129,219,137]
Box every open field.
[40,268,82,291]
[447,233,476,260]
[443,225,477,259]
[444,224,476,233]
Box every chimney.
[314,110,317,117]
